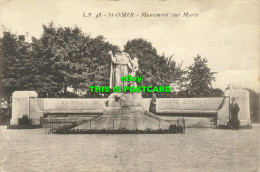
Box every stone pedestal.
[104,93,144,116]
[103,107,121,115]
[11,91,38,125]
[73,93,171,131]
[225,89,250,125]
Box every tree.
[0,31,35,121]
[0,23,120,99]
[209,88,224,97]
[33,23,92,96]
[124,38,185,97]
[0,32,22,98]
[32,23,119,97]
[186,55,216,97]
[83,35,119,97]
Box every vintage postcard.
[0,0,259,171]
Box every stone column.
[225,89,250,125]
[11,91,38,125]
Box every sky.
[0,0,259,91]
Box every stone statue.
[129,57,139,87]
[108,50,133,89]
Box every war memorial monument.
[10,50,251,131]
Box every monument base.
[103,106,143,115]
[73,93,173,131]
[73,111,172,130]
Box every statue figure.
[149,94,157,114]
[229,97,240,130]
[108,50,133,89]
[130,57,139,87]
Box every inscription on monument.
[43,99,106,111]
[157,98,224,112]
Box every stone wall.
[29,98,107,124]
[156,98,224,113]
[11,90,250,125]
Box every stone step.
[73,112,171,130]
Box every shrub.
[18,115,32,125]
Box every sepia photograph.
[0,0,259,171]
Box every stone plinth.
[225,89,250,125]
[73,93,171,130]
[104,93,144,115]
[74,112,171,131]
[11,91,38,125]
[103,106,143,116]
[121,106,143,114]
[103,107,121,115]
